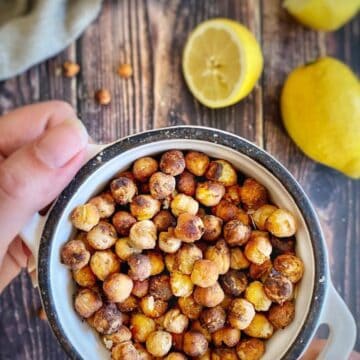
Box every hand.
[0,101,89,293]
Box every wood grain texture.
[0,1,359,358]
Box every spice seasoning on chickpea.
[263,270,293,304]
[87,221,117,250]
[72,265,97,287]
[89,193,115,218]
[178,295,203,319]
[177,170,196,196]
[130,313,156,342]
[266,208,297,237]
[129,220,157,250]
[133,156,158,182]
[220,269,248,297]
[273,254,304,283]
[92,303,123,335]
[128,254,152,281]
[90,250,120,281]
[149,275,172,301]
[230,247,250,270]
[163,308,189,334]
[111,341,139,360]
[170,271,194,297]
[175,213,204,243]
[115,237,141,261]
[160,150,186,176]
[153,210,176,232]
[244,231,272,265]
[147,251,165,275]
[183,331,209,357]
[110,176,137,205]
[171,193,199,216]
[223,185,242,205]
[212,348,238,360]
[196,181,225,207]
[228,298,255,330]
[224,219,251,246]
[268,301,295,329]
[112,211,136,236]
[159,228,182,253]
[206,160,238,186]
[131,279,149,298]
[185,151,210,176]
[140,295,168,318]
[149,171,176,199]
[199,305,226,333]
[194,282,225,308]
[236,338,265,360]
[205,239,230,275]
[249,259,273,280]
[74,288,103,318]
[240,178,268,210]
[212,327,241,347]
[175,243,203,274]
[202,215,223,242]
[191,259,219,288]
[61,240,90,270]
[103,273,133,302]
[130,194,161,220]
[146,330,172,357]
[117,296,138,313]
[71,203,100,232]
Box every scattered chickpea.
[61,240,90,270]
[163,308,189,334]
[171,193,199,216]
[90,250,120,281]
[212,348,238,360]
[220,269,248,297]
[133,157,158,182]
[149,275,172,301]
[202,215,223,242]
[183,331,208,357]
[110,177,137,205]
[146,330,172,357]
[252,204,277,230]
[159,228,182,253]
[140,295,168,318]
[196,181,225,207]
[38,308,47,321]
[199,305,226,333]
[95,89,111,105]
[115,237,141,261]
[212,327,241,347]
[266,209,297,238]
[87,221,117,250]
[205,240,230,275]
[274,254,304,283]
[103,273,133,302]
[130,313,156,342]
[245,281,272,311]
[185,151,210,176]
[223,185,242,205]
[130,194,161,220]
[178,295,203,320]
[118,63,133,78]
[236,338,265,360]
[249,259,273,281]
[170,271,194,297]
[244,313,274,339]
[244,231,272,265]
[175,213,204,243]
[71,203,100,232]
[131,279,149,298]
[175,244,203,274]
[205,160,237,186]
[117,296,138,313]
[224,219,251,246]
[194,282,224,308]
[62,61,80,77]
[153,210,176,232]
[240,178,268,210]
[268,301,295,329]
[147,251,165,275]
[149,172,176,199]
[128,254,152,281]
[111,341,139,360]
[264,271,293,304]
[129,220,157,250]
[74,288,102,318]
[92,303,123,335]
[160,150,186,176]
[177,170,196,196]
[89,193,116,218]
[191,259,219,288]
[228,299,255,330]
[230,248,250,270]
[112,211,137,237]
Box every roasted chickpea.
[240,178,268,210]
[268,301,295,329]
[129,220,157,250]
[263,271,293,304]
[171,193,199,216]
[244,313,274,339]
[153,210,176,232]
[249,259,272,280]
[111,177,137,205]
[149,275,172,301]
[194,282,224,308]
[191,259,219,288]
[224,219,251,246]
[220,269,248,297]
[103,325,132,348]
[90,250,121,281]
[115,237,141,261]
[273,254,304,283]
[212,348,238,360]
[199,305,226,333]
[271,235,295,256]
[92,303,123,334]
[74,288,102,318]
[205,240,230,275]
[212,327,240,347]
[191,320,212,342]
[130,195,161,220]
[149,171,176,199]
[266,209,297,238]
[195,349,211,360]
[130,313,156,342]
[147,251,165,275]
[212,200,250,225]
[196,181,225,207]
[87,221,117,250]
[177,170,196,196]
[178,295,203,320]
[244,231,272,265]
[61,240,90,270]
[170,271,194,297]
[160,150,186,176]
[133,156,159,182]
[134,343,153,360]
[223,185,241,205]
[117,170,136,181]
[219,295,234,311]
[131,279,149,298]
[163,309,189,334]
[185,151,210,176]
[175,244,203,274]
[140,295,168,318]
[245,281,272,311]
[175,213,204,243]
[202,215,223,242]
[183,331,208,357]
[89,193,116,218]
[205,160,237,186]
[112,211,137,236]
[230,248,250,270]
[71,203,100,231]
[252,204,277,230]
[145,330,172,357]
[165,253,176,272]
[159,228,182,253]
[111,341,140,360]
[75,231,95,253]
[103,273,133,302]
[117,295,138,313]
[165,352,187,360]
[236,338,265,360]
[72,265,97,287]
[128,254,152,281]
[228,298,255,330]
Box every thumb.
[0,118,88,261]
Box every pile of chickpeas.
[61,150,304,360]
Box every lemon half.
[182,18,263,108]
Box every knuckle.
[0,164,29,201]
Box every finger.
[0,101,80,157]
[0,118,88,263]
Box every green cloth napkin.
[0,0,102,81]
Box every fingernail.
[35,118,89,168]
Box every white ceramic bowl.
[21,127,356,359]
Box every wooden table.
[0,1,358,358]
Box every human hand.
[0,101,89,293]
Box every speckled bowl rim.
[38,126,328,360]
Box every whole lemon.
[281,57,360,178]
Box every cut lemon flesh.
[182,18,263,108]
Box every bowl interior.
[47,139,315,360]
